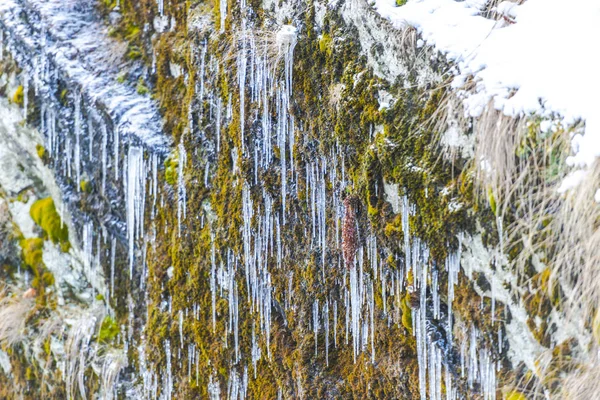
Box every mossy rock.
[29,198,69,248]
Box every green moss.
[60,88,68,105]
[395,0,407,6]
[164,157,178,185]
[505,391,527,400]
[400,292,413,333]
[124,25,141,42]
[116,72,127,84]
[43,338,51,356]
[136,77,150,95]
[318,34,333,56]
[12,85,24,106]
[42,271,55,286]
[79,179,92,193]
[36,144,46,160]
[488,188,497,216]
[98,316,120,343]
[20,238,44,270]
[127,45,143,60]
[30,198,69,249]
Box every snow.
[374,0,600,189]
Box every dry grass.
[0,287,35,347]
[100,349,126,400]
[64,314,101,400]
[398,24,418,57]
[550,161,600,323]
[559,355,600,400]
[225,23,297,75]
[431,67,600,397]
[0,200,17,265]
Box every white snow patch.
[169,62,183,78]
[383,181,401,214]
[378,90,394,110]
[374,0,600,189]
[276,25,298,49]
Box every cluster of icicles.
[161,23,499,399]
[0,3,501,398]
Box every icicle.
[313,299,319,357]
[199,40,207,102]
[177,138,187,237]
[215,97,222,154]
[238,39,247,153]
[101,122,108,194]
[219,0,227,33]
[110,236,116,297]
[433,268,439,319]
[234,282,240,363]
[74,92,82,190]
[164,340,172,400]
[333,300,338,348]
[324,300,329,366]
[370,279,375,364]
[126,146,145,278]
[179,310,184,348]
[114,127,120,180]
[83,222,94,280]
[402,196,411,278]
[350,265,361,363]
[211,233,217,331]
[251,323,261,378]
[22,74,28,119]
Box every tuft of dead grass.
[0,287,35,347]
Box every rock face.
[0,0,592,399]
